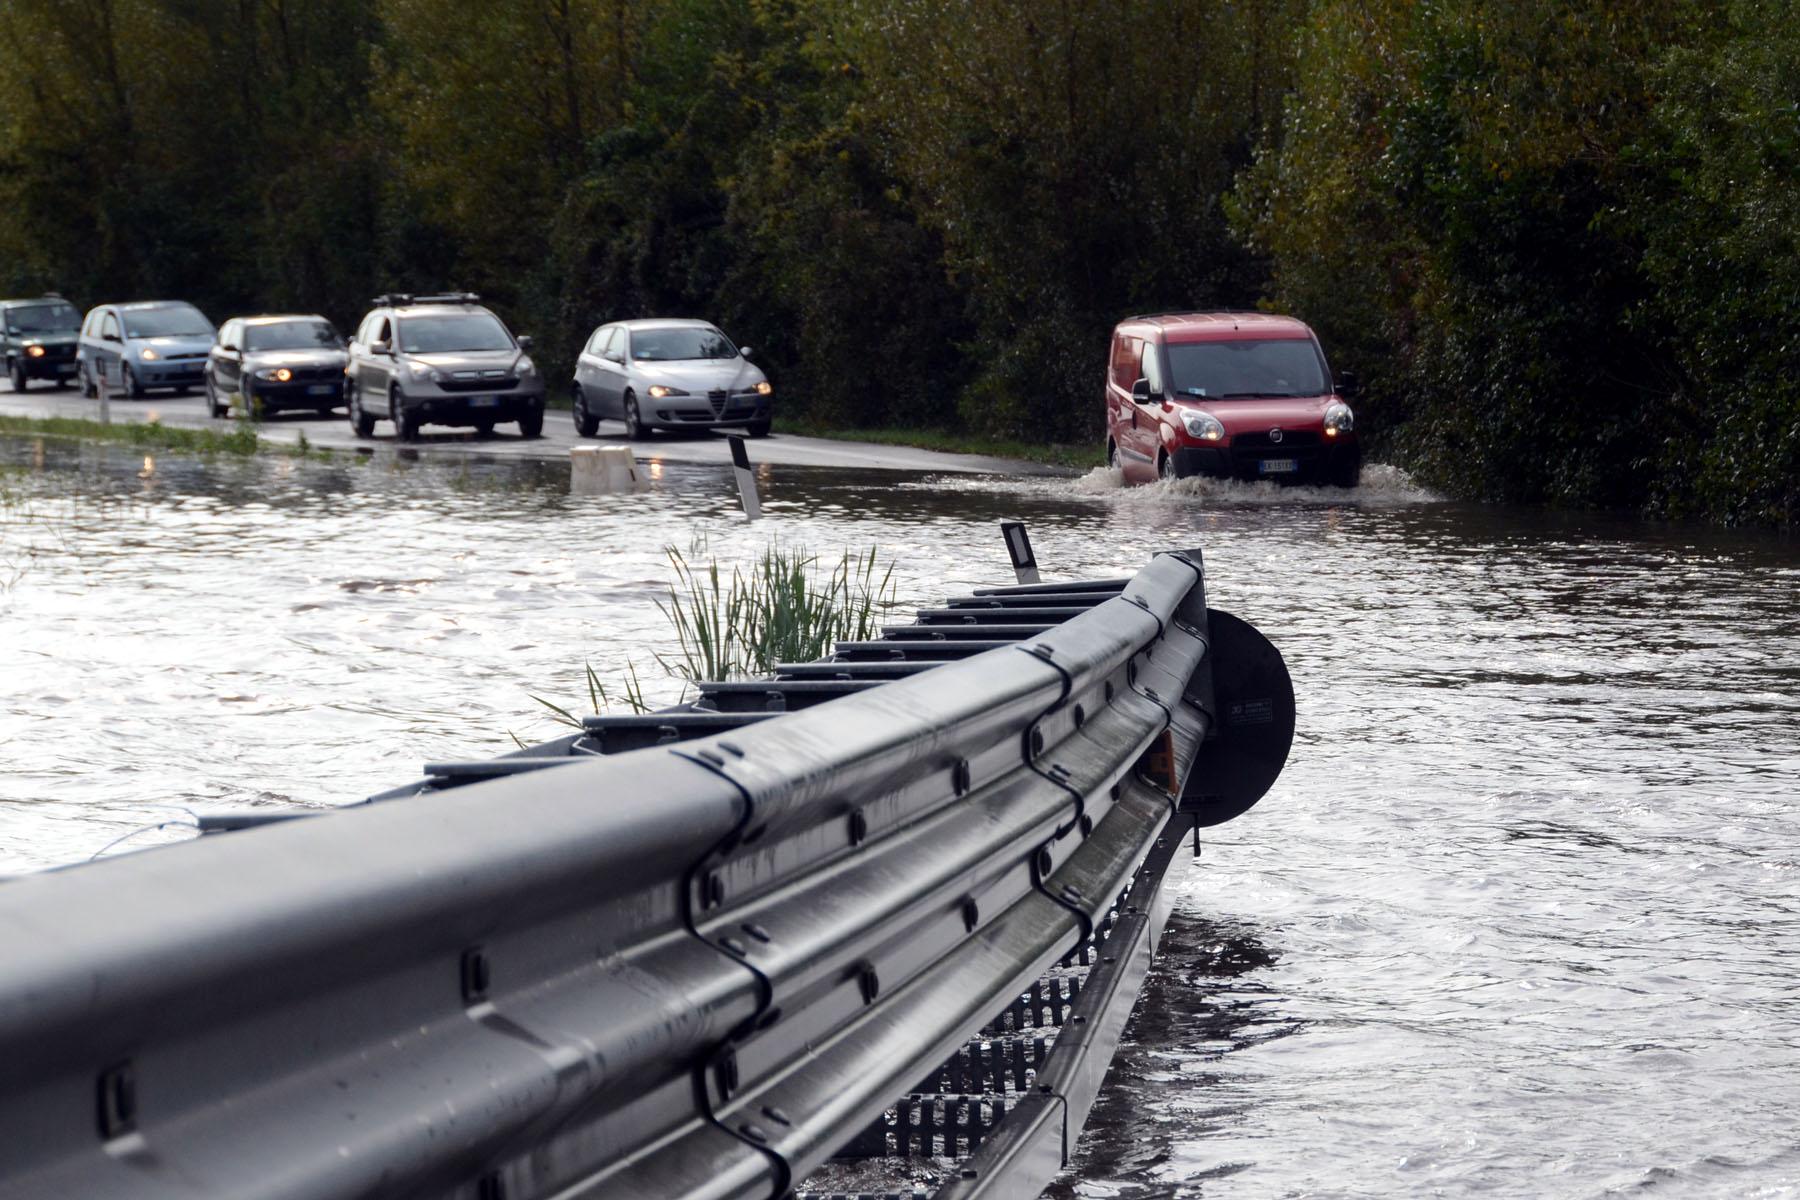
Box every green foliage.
[0,0,1793,523]
[0,415,261,456]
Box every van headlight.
[1180,410,1225,442]
[1324,402,1355,436]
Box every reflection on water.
[1,436,1797,1196]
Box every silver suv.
[345,294,544,440]
[571,318,772,439]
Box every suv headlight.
[516,356,537,378]
[647,384,688,398]
[406,361,444,383]
[1324,402,1355,436]
[1180,409,1225,442]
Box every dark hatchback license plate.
[1259,458,1299,475]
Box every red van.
[1103,312,1359,486]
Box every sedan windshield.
[246,320,342,352]
[1166,339,1327,398]
[632,327,737,361]
[122,306,214,339]
[398,313,513,354]
[7,303,80,334]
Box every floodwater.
[2,437,1796,1197]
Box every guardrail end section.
[1181,608,1295,826]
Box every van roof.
[1118,311,1314,343]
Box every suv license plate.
[1259,458,1298,475]
[306,384,335,395]
[469,396,499,408]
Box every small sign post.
[728,435,762,521]
[1000,520,1039,584]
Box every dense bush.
[0,0,1791,524]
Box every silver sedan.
[570,318,773,439]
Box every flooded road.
[2,437,1796,1196]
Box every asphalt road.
[0,379,1065,476]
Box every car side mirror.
[1336,371,1358,398]
[604,350,623,364]
[739,345,754,359]
[370,339,392,356]
[1130,377,1155,404]
[516,335,533,351]
[221,343,238,353]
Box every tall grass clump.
[658,542,897,682]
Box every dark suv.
[1,295,82,391]
[345,294,544,440]
[207,315,348,419]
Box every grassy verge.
[771,416,1103,470]
[0,413,265,455]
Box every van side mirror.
[1130,377,1155,404]
[1336,371,1358,398]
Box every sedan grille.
[708,388,728,417]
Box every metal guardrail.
[0,547,1293,1199]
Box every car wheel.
[474,420,495,438]
[1107,441,1121,473]
[624,392,653,440]
[1327,450,1363,488]
[121,363,144,399]
[242,382,265,421]
[1158,451,1179,482]
[391,389,419,442]
[205,374,227,418]
[572,386,599,438]
[349,389,375,438]
[7,358,26,393]
[746,418,771,438]
[81,363,96,397]
[518,407,544,439]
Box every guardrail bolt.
[762,1105,792,1126]
[96,1061,136,1140]
[1028,728,1045,757]
[476,1172,506,1200]
[962,897,980,932]
[953,759,972,796]
[1080,815,1094,838]
[848,810,868,846]
[740,1122,770,1144]
[704,871,725,909]
[1035,847,1053,879]
[1061,883,1083,902]
[1127,661,1139,686]
[857,961,880,1004]
[720,936,748,957]
[1073,704,1086,729]
[1110,782,1122,800]
[742,922,772,944]
[460,947,490,1004]
[1105,680,1116,703]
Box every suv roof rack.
[372,292,482,308]
[41,291,64,300]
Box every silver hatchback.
[570,319,772,439]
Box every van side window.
[1110,335,1139,390]
[1140,341,1164,395]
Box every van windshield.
[7,303,80,334]
[398,313,513,354]
[245,320,342,352]
[1166,339,1327,398]
[122,306,214,339]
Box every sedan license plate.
[1258,458,1299,475]
[306,384,336,396]
[469,396,499,408]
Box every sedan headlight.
[1180,409,1226,442]
[254,367,294,382]
[139,346,160,361]
[754,381,773,396]
[406,361,444,382]
[647,384,688,398]
[1323,402,1355,436]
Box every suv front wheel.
[390,388,420,442]
[519,406,544,439]
[7,358,26,393]
[348,387,376,438]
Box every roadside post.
[1000,519,1039,583]
[728,434,762,520]
[97,358,111,426]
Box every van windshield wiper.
[1217,391,1303,399]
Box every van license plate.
[1259,458,1298,475]
[469,396,499,407]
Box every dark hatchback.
[1,296,82,391]
[207,315,348,418]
